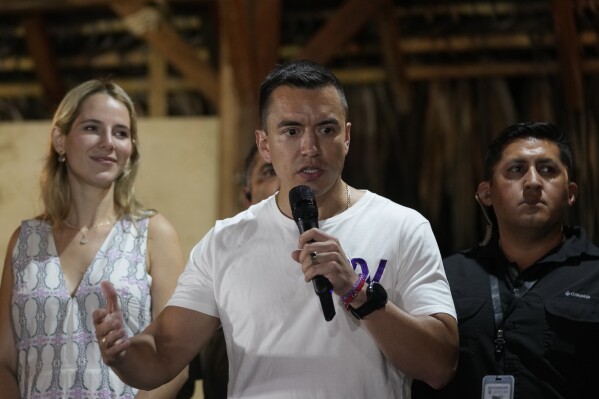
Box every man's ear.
[51,127,65,154]
[344,122,351,155]
[256,129,271,162]
[567,182,578,206]
[476,181,492,207]
[243,187,252,205]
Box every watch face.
[368,282,388,303]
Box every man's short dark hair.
[484,121,575,181]
[258,60,348,129]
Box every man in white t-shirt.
[93,60,458,398]
[196,145,280,399]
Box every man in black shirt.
[414,121,599,399]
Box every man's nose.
[524,167,541,188]
[301,131,318,156]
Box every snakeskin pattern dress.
[11,218,152,399]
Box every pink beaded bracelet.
[341,273,367,310]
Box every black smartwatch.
[349,281,388,319]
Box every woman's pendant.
[79,227,89,245]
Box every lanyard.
[489,272,537,357]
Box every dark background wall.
[0,0,597,255]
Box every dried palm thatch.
[417,78,517,252]
[568,76,599,240]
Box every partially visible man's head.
[243,146,279,206]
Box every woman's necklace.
[62,218,116,245]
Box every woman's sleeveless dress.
[11,218,152,399]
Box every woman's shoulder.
[4,225,22,251]
[146,212,179,240]
[8,217,50,243]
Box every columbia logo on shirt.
[564,291,591,299]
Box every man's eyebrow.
[275,118,341,129]
[504,157,526,163]
[316,118,340,127]
[535,157,560,163]
[276,120,301,128]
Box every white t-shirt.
[168,191,456,398]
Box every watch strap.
[348,282,387,319]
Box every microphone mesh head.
[289,185,318,221]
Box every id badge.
[481,375,514,399]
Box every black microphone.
[289,185,336,322]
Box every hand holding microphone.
[289,185,336,322]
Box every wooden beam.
[8,29,599,77]
[377,0,410,114]
[552,0,583,111]
[219,0,258,108]
[395,2,549,17]
[217,10,244,219]
[253,0,281,84]
[10,57,599,100]
[217,0,280,218]
[405,61,559,80]
[295,0,387,65]
[0,0,108,12]
[21,13,65,106]
[110,1,220,108]
[0,0,214,13]
[148,48,168,116]
[281,30,599,58]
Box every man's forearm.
[135,366,189,399]
[363,307,458,389]
[109,334,176,391]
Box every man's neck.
[498,227,565,272]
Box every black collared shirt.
[413,226,599,399]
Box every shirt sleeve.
[167,228,219,317]
[395,221,457,319]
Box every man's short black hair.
[484,121,575,181]
[258,60,348,129]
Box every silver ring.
[310,251,318,264]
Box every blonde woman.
[0,79,187,398]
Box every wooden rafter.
[21,13,65,106]
[218,32,243,219]
[148,48,168,116]
[217,0,282,218]
[217,0,280,109]
[294,0,387,65]
[377,0,410,114]
[552,0,583,111]
[253,0,281,85]
[109,1,220,108]
[219,0,259,109]
[0,0,214,13]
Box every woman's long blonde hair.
[40,78,151,223]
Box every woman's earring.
[58,152,66,162]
